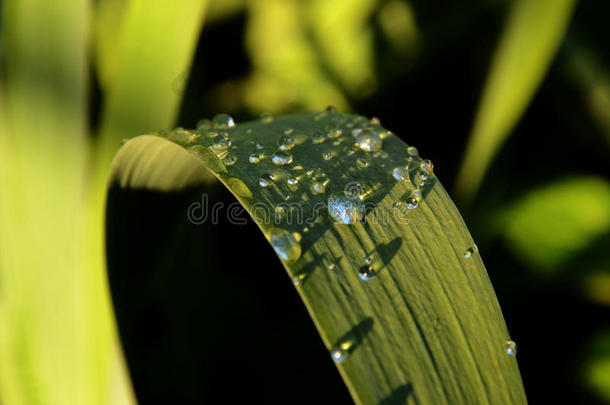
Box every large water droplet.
[328,192,365,224]
[358,265,376,281]
[505,340,517,356]
[212,113,235,129]
[356,129,382,152]
[278,134,295,150]
[270,228,302,263]
[259,173,274,187]
[392,166,408,182]
[271,151,293,165]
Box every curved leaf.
[108,112,526,404]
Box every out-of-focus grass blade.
[497,176,610,272]
[243,0,349,113]
[94,0,128,90]
[0,0,133,403]
[455,0,577,203]
[108,112,526,404]
[96,0,208,169]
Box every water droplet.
[287,176,299,188]
[328,263,336,270]
[260,112,274,123]
[370,117,380,125]
[393,202,403,210]
[356,158,370,169]
[363,256,373,265]
[284,128,294,135]
[311,182,326,194]
[325,126,342,139]
[312,131,326,144]
[255,142,264,150]
[505,340,517,356]
[407,146,419,156]
[278,134,295,150]
[351,127,363,137]
[358,265,376,281]
[259,173,274,187]
[356,129,382,152]
[328,192,365,224]
[222,155,236,166]
[464,247,476,259]
[392,166,408,182]
[210,138,231,155]
[323,151,334,161]
[212,113,235,129]
[420,159,434,172]
[271,151,293,165]
[406,197,419,210]
[249,153,261,164]
[418,171,429,182]
[330,347,346,363]
[270,228,302,263]
[292,273,306,286]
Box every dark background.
[106,1,610,404]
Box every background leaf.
[455,0,577,203]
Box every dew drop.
[255,142,264,150]
[406,197,419,210]
[212,113,235,129]
[330,347,346,363]
[420,159,434,172]
[287,176,299,187]
[271,151,293,165]
[505,340,517,356]
[270,228,302,262]
[358,265,376,281]
[312,131,326,144]
[356,158,370,169]
[259,173,274,187]
[464,247,476,259]
[325,126,342,139]
[278,134,295,150]
[210,138,231,155]
[196,118,211,130]
[323,151,334,161]
[407,146,419,156]
[328,192,365,224]
[328,263,336,270]
[292,273,306,286]
[249,153,261,164]
[418,171,429,182]
[260,112,274,123]
[311,182,326,194]
[392,166,408,182]
[393,201,403,210]
[284,128,294,135]
[222,155,236,166]
[355,129,382,152]
[363,256,373,265]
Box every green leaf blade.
[109,112,526,404]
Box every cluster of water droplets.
[165,109,517,366]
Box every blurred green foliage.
[0,0,609,403]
